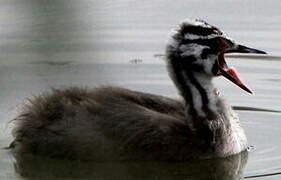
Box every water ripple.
[226,54,281,61]
[232,106,281,113]
[154,54,281,62]
[244,171,281,179]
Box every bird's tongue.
[218,54,253,94]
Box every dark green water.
[1,0,281,179]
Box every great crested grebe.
[11,19,266,161]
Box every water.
[1,0,281,179]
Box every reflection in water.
[12,151,248,180]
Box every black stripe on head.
[181,59,204,73]
[179,24,217,36]
[201,48,213,59]
[212,60,219,75]
[181,38,220,56]
[182,38,220,49]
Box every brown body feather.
[11,86,236,161]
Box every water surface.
[1,0,281,179]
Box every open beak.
[218,44,266,94]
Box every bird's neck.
[168,62,220,120]
[167,60,248,155]
[184,72,219,118]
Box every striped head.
[166,19,266,94]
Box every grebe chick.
[11,19,266,161]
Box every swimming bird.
[11,19,266,161]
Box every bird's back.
[12,86,207,160]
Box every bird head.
[166,19,266,94]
